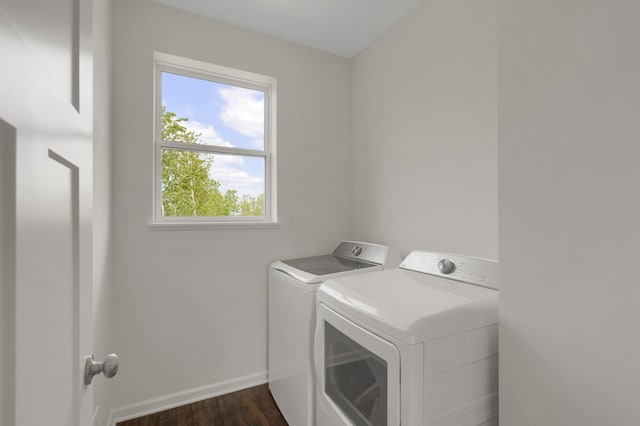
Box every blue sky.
[161,72,265,198]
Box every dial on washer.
[438,258,455,274]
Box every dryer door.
[315,303,400,426]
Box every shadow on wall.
[0,118,16,426]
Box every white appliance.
[269,241,400,426]
[314,250,499,426]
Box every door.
[314,303,401,426]
[0,0,94,425]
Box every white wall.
[93,0,114,423]
[352,0,498,259]
[498,1,640,424]
[110,0,352,413]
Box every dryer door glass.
[324,322,387,426]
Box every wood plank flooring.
[117,384,288,426]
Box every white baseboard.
[106,371,268,426]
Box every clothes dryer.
[314,250,499,426]
[269,241,399,426]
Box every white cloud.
[181,120,234,147]
[219,87,264,138]
[214,154,244,167]
[210,154,264,198]
[211,166,264,198]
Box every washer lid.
[317,268,498,344]
[282,255,378,276]
[271,241,398,284]
[273,256,380,284]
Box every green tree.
[161,108,237,216]
[238,193,264,216]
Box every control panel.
[333,241,389,266]
[399,250,499,290]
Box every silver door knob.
[84,353,119,385]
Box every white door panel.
[0,0,80,108]
[0,0,94,424]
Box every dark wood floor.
[117,384,288,426]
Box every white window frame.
[151,52,277,229]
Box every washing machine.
[314,250,499,426]
[268,241,400,426]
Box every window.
[152,52,277,227]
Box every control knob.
[438,258,455,274]
[351,246,363,256]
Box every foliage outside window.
[153,53,276,226]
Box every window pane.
[161,72,265,150]
[161,148,265,217]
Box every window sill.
[149,220,280,231]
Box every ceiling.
[152,0,422,58]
